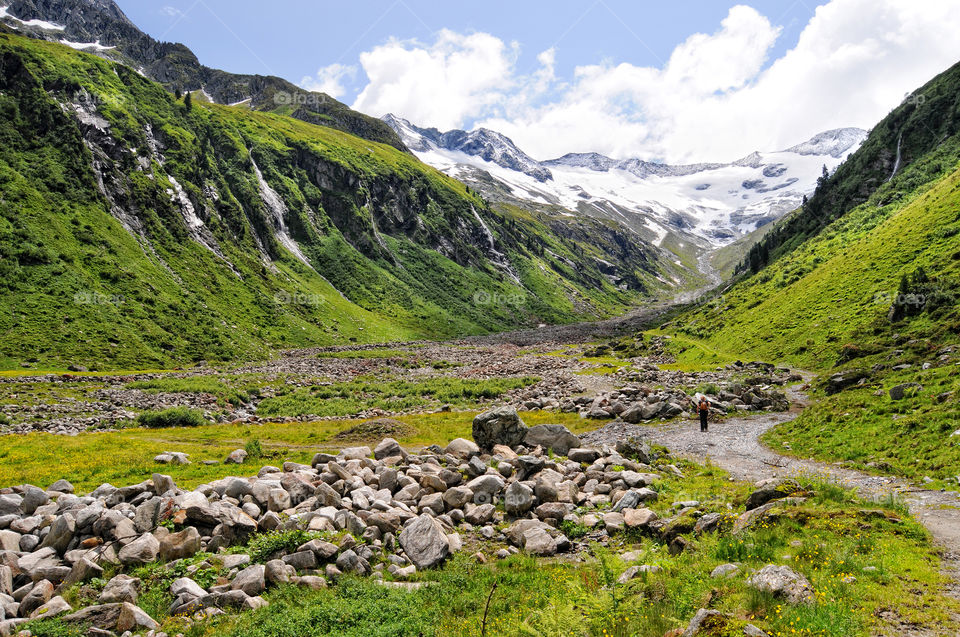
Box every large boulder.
[118,533,160,566]
[231,565,266,596]
[747,564,814,604]
[504,481,534,516]
[615,436,652,464]
[745,479,801,510]
[398,514,450,570]
[64,602,159,632]
[472,407,528,450]
[158,527,201,561]
[99,575,140,605]
[889,382,922,401]
[523,424,580,456]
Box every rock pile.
[0,406,813,635]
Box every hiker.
[698,396,710,432]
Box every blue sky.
[116,1,816,94]
[115,1,960,162]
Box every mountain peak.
[784,127,868,158]
[383,114,553,182]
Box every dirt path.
[582,383,960,626]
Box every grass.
[764,364,960,481]
[0,410,595,491]
[255,376,541,418]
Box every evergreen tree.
[184,92,193,111]
[175,87,182,100]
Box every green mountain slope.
[661,62,960,481]
[0,33,680,370]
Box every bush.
[247,529,327,563]
[245,438,263,459]
[136,407,206,428]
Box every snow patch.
[59,39,115,51]
[0,5,65,30]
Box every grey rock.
[231,564,266,596]
[523,424,580,456]
[99,575,140,605]
[158,526,201,561]
[444,438,479,458]
[399,514,450,570]
[29,595,71,620]
[747,564,814,604]
[472,407,528,450]
[118,533,160,566]
[504,481,534,516]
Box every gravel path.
[583,383,960,630]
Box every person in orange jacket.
[698,396,710,432]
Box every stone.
[567,448,601,463]
[442,486,473,510]
[61,557,103,588]
[158,527,201,561]
[711,563,740,578]
[681,608,728,636]
[341,446,372,460]
[20,580,54,616]
[747,565,814,604]
[231,565,266,596]
[21,486,49,516]
[615,436,652,463]
[244,596,269,611]
[47,479,74,494]
[611,489,657,512]
[523,424,580,456]
[282,550,318,571]
[464,503,496,526]
[399,514,450,570]
[64,602,157,632]
[465,475,505,503]
[297,575,328,590]
[118,533,160,566]
[743,625,770,637]
[374,438,405,460]
[265,560,296,585]
[99,575,140,605]
[504,481,534,516]
[314,482,342,508]
[225,449,248,464]
[39,515,75,555]
[623,508,658,528]
[472,407,528,450]
[889,382,922,400]
[522,528,557,556]
[444,438,480,458]
[746,480,800,510]
[170,577,207,599]
[151,473,176,495]
[29,595,71,619]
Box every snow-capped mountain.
[383,114,552,182]
[384,114,866,248]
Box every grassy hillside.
[0,33,677,371]
[661,107,960,479]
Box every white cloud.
[300,63,356,99]
[343,0,960,162]
[351,29,519,130]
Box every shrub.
[244,438,263,459]
[248,529,327,563]
[136,407,206,428]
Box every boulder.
[445,438,480,458]
[39,515,75,555]
[98,575,140,605]
[374,438,405,460]
[64,602,159,632]
[889,382,922,400]
[504,482,534,516]
[746,480,801,510]
[623,508,658,528]
[118,533,160,566]
[615,436,652,464]
[29,595,71,620]
[399,515,450,570]
[747,565,814,604]
[225,449,248,464]
[158,527,201,561]
[681,608,728,636]
[231,565,266,596]
[523,424,580,456]
[567,448,601,463]
[472,407,528,450]
[522,528,557,556]
[20,580,54,616]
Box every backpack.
[699,398,709,412]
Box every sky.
[116,0,960,163]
